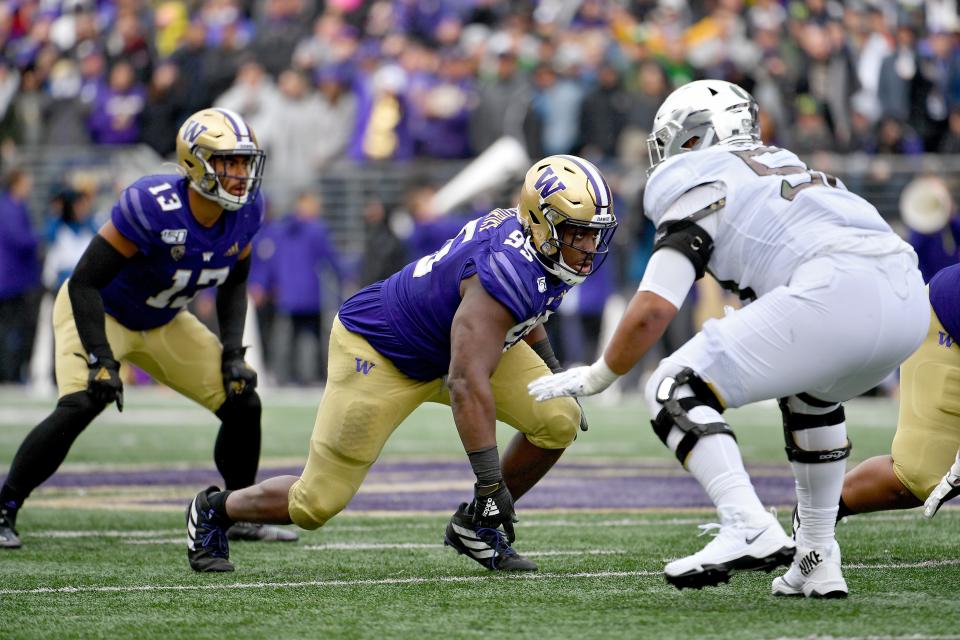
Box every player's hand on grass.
[923,449,960,518]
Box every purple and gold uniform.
[893,263,960,499]
[288,208,581,529]
[53,174,263,411]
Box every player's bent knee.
[287,477,352,530]
[646,366,733,464]
[779,394,851,463]
[526,396,579,449]
[57,389,108,417]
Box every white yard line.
[2,559,958,597]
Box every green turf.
[1,389,957,639]
[1,508,958,639]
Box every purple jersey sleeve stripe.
[485,253,526,316]
[492,251,533,308]
[118,190,152,245]
[129,189,154,233]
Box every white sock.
[790,424,847,549]
[672,407,767,526]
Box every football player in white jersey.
[529,79,928,598]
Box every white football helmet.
[647,79,761,174]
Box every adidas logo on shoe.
[797,549,823,577]
[482,498,500,518]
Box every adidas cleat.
[186,486,234,572]
[772,540,848,599]
[444,502,537,572]
[226,521,299,542]
[664,506,795,590]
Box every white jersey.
[643,143,914,298]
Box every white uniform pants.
[646,251,928,410]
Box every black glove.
[80,353,123,411]
[471,481,518,542]
[221,346,257,400]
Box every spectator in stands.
[414,48,473,159]
[169,21,213,116]
[877,23,919,124]
[214,59,281,141]
[313,64,357,168]
[251,0,310,78]
[468,50,532,156]
[351,63,413,162]
[359,198,408,287]
[258,68,328,210]
[86,59,146,145]
[579,62,628,162]
[141,61,189,157]
[42,58,91,146]
[0,168,40,383]
[530,60,585,157]
[260,192,345,385]
[42,185,98,293]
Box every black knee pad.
[779,394,851,463]
[650,368,735,464]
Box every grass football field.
[0,388,958,639]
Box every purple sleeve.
[110,187,155,254]
[475,247,539,322]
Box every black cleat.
[0,503,21,550]
[444,502,537,572]
[226,521,299,542]
[186,486,234,572]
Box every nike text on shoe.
[664,507,795,590]
[226,521,299,542]
[772,540,848,598]
[443,502,537,572]
[0,502,21,549]
[186,486,234,572]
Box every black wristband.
[222,346,248,363]
[531,338,563,373]
[467,445,501,486]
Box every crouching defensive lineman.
[184,155,617,572]
[529,80,928,597]
[0,108,296,548]
[837,262,960,520]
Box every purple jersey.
[339,208,571,380]
[101,174,264,330]
[930,263,960,344]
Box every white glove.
[528,358,620,401]
[923,449,960,518]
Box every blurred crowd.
[3,0,960,176]
[3,0,960,388]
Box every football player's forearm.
[603,292,676,375]
[68,235,127,360]
[216,257,251,352]
[448,374,498,452]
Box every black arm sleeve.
[216,254,251,355]
[530,338,563,373]
[67,235,130,361]
[652,220,715,280]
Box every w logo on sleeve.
[534,166,566,199]
[355,358,376,375]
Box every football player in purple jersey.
[0,108,297,549]
[184,155,617,573]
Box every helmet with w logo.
[517,155,617,285]
[175,108,266,211]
